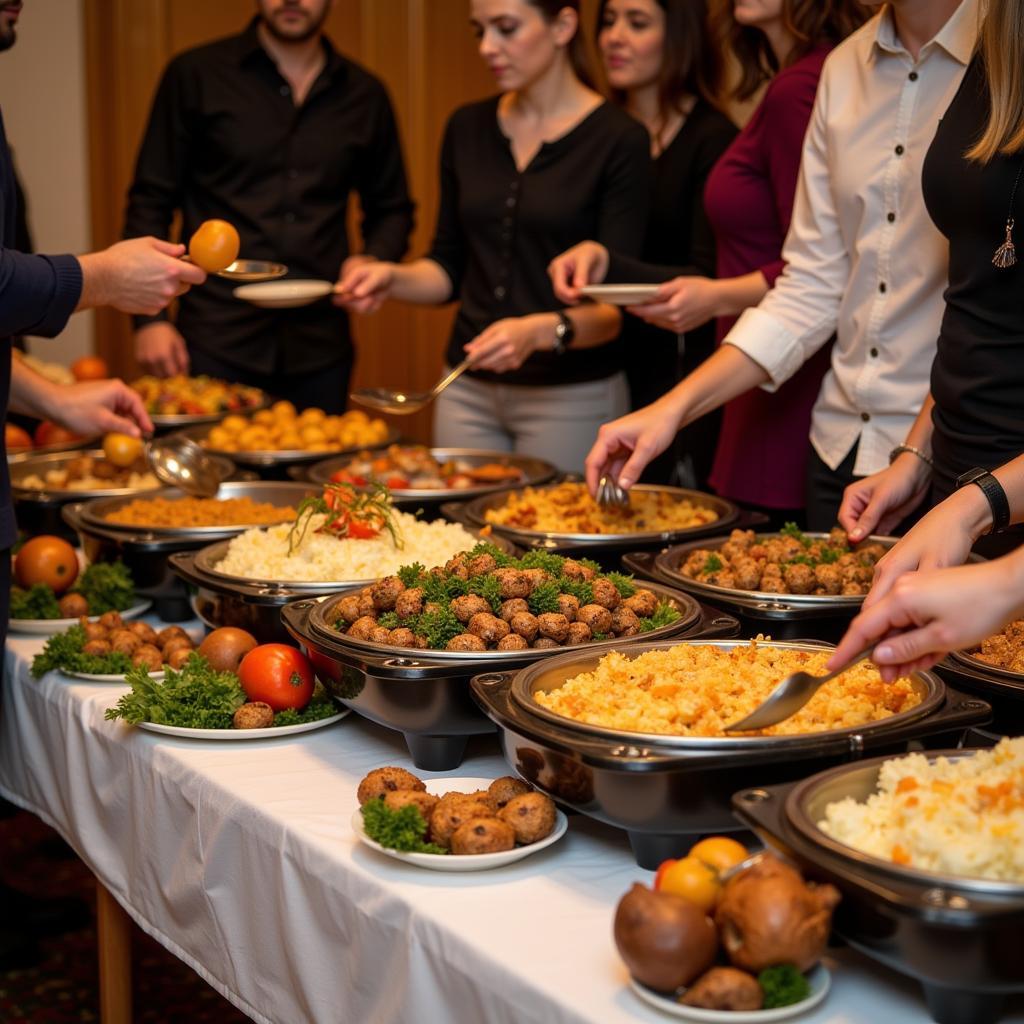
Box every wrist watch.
[955,467,1010,534]
[552,312,575,356]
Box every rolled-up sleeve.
[724,69,847,391]
[0,249,82,338]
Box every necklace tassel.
[993,219,1017,269]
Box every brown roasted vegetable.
[680,967,763,1010]
[715,855,840,973]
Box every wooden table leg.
[96,879,132,1024]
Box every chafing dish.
[937,650,1024,734]
[734,750,1024,1024]
[469,638,990,868]
[293,447,557,518]
[282,584,737,772]
[14,449,244,542]
[171,422,400,479]
[622,532,896,643]
[147,391,270,432]
[62,480,317,621]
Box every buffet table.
[2,628,1022,1024]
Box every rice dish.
[818,738,1024,882]
[534,640,920,736]
[215,511,478,582]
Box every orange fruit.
[71,355,109,381]
[654,855,721,913]
[15,535,79,594]
[102,432,144,468]
[188,219,241,273]
[5,422,32,451]
[688,836,749,876]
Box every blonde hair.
[967,0,1024,161]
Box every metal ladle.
[182,255,288,282]
[349,357,473,415]
[146,435,222,498]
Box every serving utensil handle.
[431,357,473,398]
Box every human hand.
[333,260,395,313]
[838,454,931,543]
[828,555,1024,682]
[135,322,189,378]
[81,237,207,316]
[547,241,609,304]
[584,397,682,493]
[626,276,720,334]
[48,378,154,438]
[463,315,548,373]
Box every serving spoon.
[146,435,221,498]
[182,255,288,282]
[724,644,876,732]
[350,357,473,415]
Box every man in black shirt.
[125,0,415,412]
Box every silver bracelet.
[888,444,933,468]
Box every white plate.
[62,668,164,683]
[351,776,568,871]
[9,600,153,636]
[579,283,660,305]
[233,279,334,308]
[135,708,348,740]
[629,965,831,1022]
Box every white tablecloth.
[2,628,1022,1024]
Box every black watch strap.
[552,311,575,356]
[956,467,1010,534]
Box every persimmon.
[188,219,240,272]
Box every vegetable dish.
[131,374,263,416]
[329,445,525,491]
[103,495,296,529]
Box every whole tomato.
[237,644,315,711]
[15,535,80,594]
[34,421,83,449]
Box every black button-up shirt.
[125,19,414,376]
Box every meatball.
[590,578,621,610]
[492,568,531,599]
[499,792,557,844]
[814,564,843,595]
[759,575,787,594]
[131,644,164,672]
[783,563,816,595]
[841,581,865,596]
[383,789,439,821]
[423,601,442,617]
[509,611,540,643]
[561,558,596,581]
[371,576,405,611]
[451,817,516,855]
[394,587,425,619]
[109,629,141,655]
[577,604,612,634]
[357,766,426,806]
[451,594,491,623]
[532,637,561,649]
[167,646,193,670]
[233,702,275,729]
[496,633,529,651]
[610,607,641,635]
[446,633,487,652]
[335,594,363,624]
[857,543,887,564]
[58,593,89,619]
[521,568,552,591]
[555,594,579,622]
[622,589,658,617]
[82,639,112,657]
[537,613,570,643]
[79,618,107,641]
[488,776,532,809]
[388,627,417,648]
[99,611,124,630]
[162,636,194,659]
[367,626,392,644]
[156,625,188,647]
[467,553,498,577]
[347,615,380,641]
[828,526,851,550]
[565,621,593,646]
[356,590,377,618]
[501,598,530,622]
[731,558,763,592]
[468,612,510,644]
[127,620,159,644]
[444,554,470,580]
[429,796,493,849]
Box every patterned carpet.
[0,805,251,1023]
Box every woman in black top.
[592,0,735,485]
[338,0,650,472]
[840,1,1024,569]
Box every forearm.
[9,357,62,420]
[75,251,114,312]
[901,395,936,452]
[709,271,769,319]
[389,259,453,304]
[561,302,621,350]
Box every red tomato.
[384,474,411,490]
[237,644,315,711]
[33,421,83,448]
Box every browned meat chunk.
[451,594,492,623]
[394,586,424,618]
[446,633,487,652]
[565,621,593,645]
[590,578,621,609]
[131,644,164,672]
[556,594,579,622]
[500,598,529,622]
[492,568,531,599]
[537,613,570,643]
[577,604,612,633]
[622,589,658,617]
[509,611,540,642]
[371,576,405,611]
[468,612,510,643]
[467,553,498,577]
[496,633,529,651]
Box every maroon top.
[705,46,834,509]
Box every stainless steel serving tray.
[301,447,558,505]
[171,421,400,468]
[11,448,237,501]
[459,482,739,548]
[508,638,941,751]
[76,480,316,538]
[948,649,1024,686]
[147,389,270,430]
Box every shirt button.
[887,212,896,223]
[284,211,296,223]
[878,281,887,293]
[895,144,905,156]
[506,196,516,208]
[510,181,519,191]
[280,85,290,97]
[909,71,919,81]
[861,412,871,422]
[494,285,506,300]
[870,347,879,358]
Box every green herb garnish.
[780,522,812,548]
[272,698,338,727]
[11,583,62,620]
[638,603,682,632]
[360,799,447,855]
[702,553,724,574]
[73,561,135,615]
[604,571,637,598]
[758,965,811,1009]
[467,572,504,614]
[527,579,562,615]
[288,481,400,555]
[31,624,134,678]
